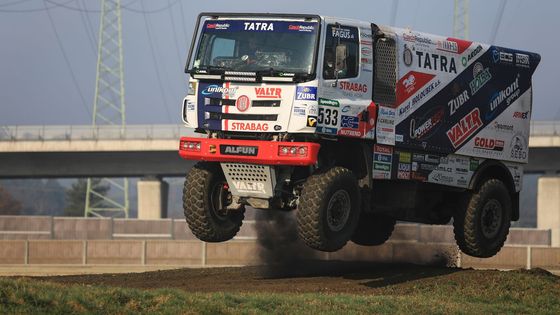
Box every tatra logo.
[244,22,274,31]
[255,87,282,98]
[415,51,457,73]
[446,108,483,148]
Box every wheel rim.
[480,199,503,239]
[326,189,351,232]
[210,182,230,220]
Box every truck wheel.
[453,178,511,258]
[183,162,244,242]
[351,213,396,246]
[296,167,360,252]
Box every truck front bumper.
[178,137,320,166]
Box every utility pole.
[453,0,469,39]
[85,0,129,218]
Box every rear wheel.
[183,162,244,242]
[453,178,511,258]
[297,167,360,252]
[351,213,396,246]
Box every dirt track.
[37,261,558,295]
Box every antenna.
[85,0,129,218]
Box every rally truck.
[178,13,540,257]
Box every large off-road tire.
[296,167,361,252]
[351,213,396,246]
[183,162,244,242]
[453,178,511,258]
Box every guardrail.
[0,124,194,141]
[0,121,558,141]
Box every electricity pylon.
[85,0,129,218]
[453,0,469,39]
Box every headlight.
[188,81,197,95]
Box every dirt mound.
[37,261,559,295]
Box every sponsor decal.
[220,145,258,156]
[411,172,427,181]
[374,144,393,155]
[201,84,238,97]
[374,153,392,163]
[461,45,483,66]
[469,62,492,96]
[399,152,412,163]
[513,111,529,119]
[244,22,274,31]
[232,180,265,193]
[415,51,457,73]
[486,76,520,120]
[395,134,404,142]
[469,159,479,171]
[374,162,391,171]
[409,107,444,140]
[500,51,513,64]
[402,32,434,47]
[493,121,514,132]
[318,98,339,107]
[361,46,372,56]
[341,105,351,112]
[448,88,470,116]
[206,23,230,30]
[510,135,528,160]
[296,86,317,101]
[274,125,281,131]
[230,122,269,131]
[376,107,396,145]
[288,24,315,32]
[431,173,454,184]
[425,154,440,164]
[420,163,436,171]
[339,81,368,93]
[403,44,413,66]
[492,49,500,63]
[307,116,318,127]
[293,106,306,116]
[316,126,337,134]
[308,104,318,115]
[515,53,530,68]
[331,27,355,39]
[474,137,504,151]
[186,101,195,111]
[341,115,359,129]
[446,108,483,148]
[397,163,411,180]
[396,71,436,105]
[255,87,282,98]
[412,153,425,162]
[438,37,472,54]
[339,129,362,137]
[236,95,250,112]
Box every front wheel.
[453,178,511,258]
[183,162,244,242]
[296,167,361,252]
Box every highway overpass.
[0,122,560,178]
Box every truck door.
[317,23,375,139]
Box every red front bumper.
[178,137,320,166]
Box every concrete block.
[206,241,259,266]
[0,216,51,231]
[418,225,455,244]
[330,242,393,262]
[506,228,551,246]
[390,224,419,241]
[537,177,560,246]
[461,246,528,270]
[53,217,112,240]
[145,241,202,265]
[113,219,172,239]
[0,241,25,264]
[392,242,458,265]
[137,178,168,219]
[172,219,197,240]
[28,240,83,264]
[531,247,560,270]
[87,240,143,265]
[0,233,51,240]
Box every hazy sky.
[0,0,558,125]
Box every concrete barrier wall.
[0,216,552,246]
[1,239,559,272]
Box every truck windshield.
[192,19,319,76]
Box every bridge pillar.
[137,177,169,219]
[537,176,560,246]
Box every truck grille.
[374,38,397,105]
[208,113,278,121]
[221,163,276,198]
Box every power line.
[76,0,98,56]
[1,0,179,14]
[489,0,506,44]
[43,0,91,118]
[0,0,33,8]
[0,0,73,12]
[140,0,172,123]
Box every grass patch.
[1,269,560,314]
